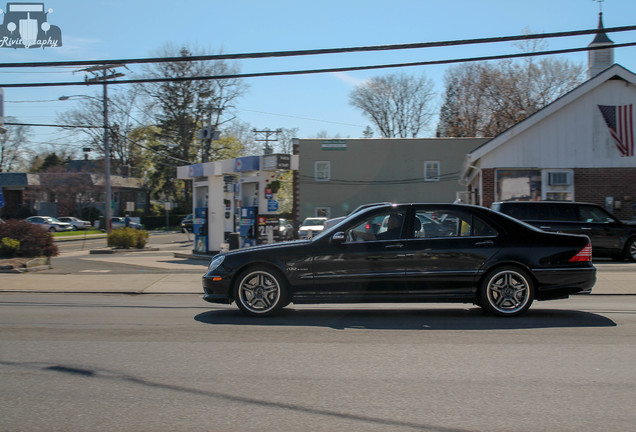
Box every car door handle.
[539,226,552,230]
[580,227,592,230]
[475,241,494,247]
[385,244,405,249]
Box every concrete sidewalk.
[0,248,634,295]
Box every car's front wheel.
[48,227,56,233]
[480,267,534,317]
[233,266,288,316]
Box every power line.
[0,25,634,69]
[1,41,635,89]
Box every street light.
[59,93,113,233]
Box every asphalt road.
[1,293,635,432]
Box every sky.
[2,0,636,157]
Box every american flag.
[598,105,634,157]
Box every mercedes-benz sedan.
[202,203,596,317]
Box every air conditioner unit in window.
[548,172,570,186]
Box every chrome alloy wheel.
[236,270,283,315]
[484,269,533,316]
[627,238,636,262]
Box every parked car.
[57,216,92,231]
[26,216,73,232]
[111,216,142,230]
[202,203,596,317]
[491,201,636,262]
[97,217,142,230]
[180,214,193,233]
[279,218,294,240]
[297,217,327,239]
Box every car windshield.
[302,218,325,226]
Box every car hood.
[299,225,325,230]
[221,239,311,258]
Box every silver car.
[26,216,73,232]
[57,216,92,231]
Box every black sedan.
[202,203,596,317]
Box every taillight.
[569,242,592,262]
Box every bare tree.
[0,118,31,172]
[350,73,436,138]
[57,87,145,174]
[437,41,584,137]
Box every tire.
[233,266,288,316]
[624,237,636,262]
[72,226,78,231]
[48,227,56,233]
[479,267,534,317]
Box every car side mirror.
[331,232,346,245]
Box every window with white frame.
[424,161,440,181]
[315,207,331,218]
[315,161,331,181]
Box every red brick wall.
[574,168,636,220]
[481,168,496,208]
[477,167,636,219]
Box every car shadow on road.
[195,306,616,330]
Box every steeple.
[587,12,614,78]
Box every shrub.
[107,228,149,249]
[0,237,20,257]
[0,219,58,257]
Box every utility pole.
[80,65,125,234]
[252,128,282,155]
[201,107,222,163]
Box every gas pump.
[193,207,208,253]
[239,207,257,248]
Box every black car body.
[492,201,636,261]
[202,203,595,317]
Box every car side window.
[413,210,496,238]
[346,210,406,242]
[578,205,615,223]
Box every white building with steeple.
[460,11,636,220]
[588,12,615,78]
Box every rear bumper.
[532,267,596,300]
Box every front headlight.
[208,255,225,271]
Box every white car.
[57,216,92,231]
[298,217,327,239]
[26,216,73,232]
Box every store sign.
[187,164,203,178]
[262,153,291,170]
[257,215,280,244]
[0,3,63,49]
[234,156,260,172]
[322,140,347,151]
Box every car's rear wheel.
[624,237,636,262]
[480,267,534,317]
[233,266,288,316]
[48,227,56,233]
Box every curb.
[89,247,160,254]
